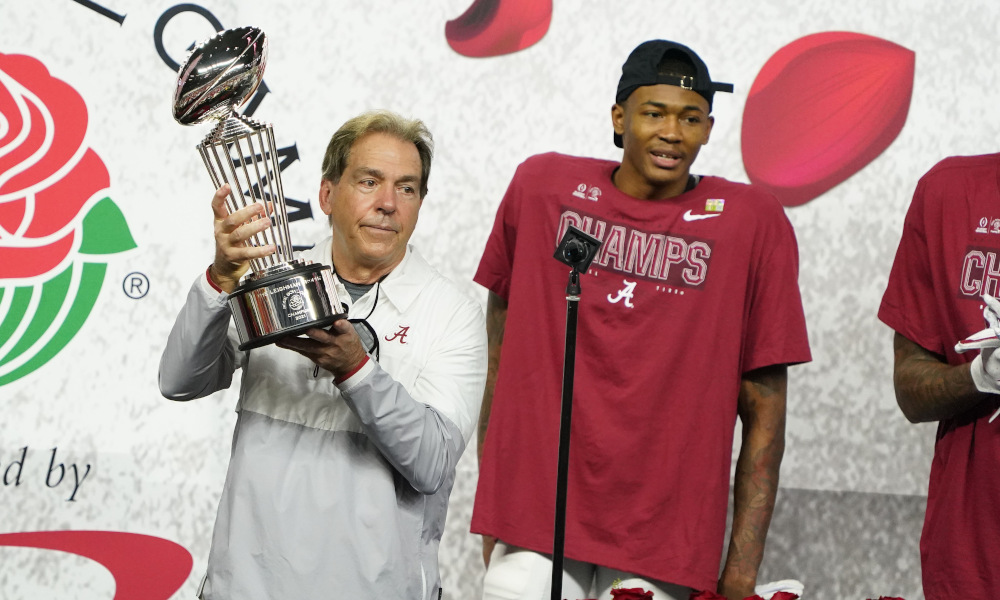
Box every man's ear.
[611,103,625,136]
[702,115,715,146]
[318,179,334,215]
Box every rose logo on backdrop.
[0,53,135,386]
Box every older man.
[160,110,487,600]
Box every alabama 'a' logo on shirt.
[557,210,714,289]
[385,326,410,344]
[607,280,637,307]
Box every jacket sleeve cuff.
[204,266,224,293]
[334,355,374,388]
[199,267,230,307]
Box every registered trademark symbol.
[122,272,149,299]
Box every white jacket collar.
[301,237,436,314]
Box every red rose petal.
[741,32,914,206]
[446,0,552,58]
[0,196,26,232]
[0,230,74,280]
[0,53,89,196]
[0,74,25,149]
[24,149,108,238]
[0,531,192,600]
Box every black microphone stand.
[550,226,601,600]
[551,266,580,600]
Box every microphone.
[561,238,590,264]
[553,225,602,272]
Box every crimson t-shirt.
[473,153,811,590]
[879,153,1000,599]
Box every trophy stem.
[197,114,296,273]
[262,126,295,260]
[230,131,280,267]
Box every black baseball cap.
[614,40,734,148]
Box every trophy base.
[228,260,345,351]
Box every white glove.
[755,579,804,599]
[970,348,1000,395]
[959,295,1000,420]
[956,294,1000,353]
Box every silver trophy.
[173,26,344,350]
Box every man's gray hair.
[321,110,434,198]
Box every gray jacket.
[159,240,487,600]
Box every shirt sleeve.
[741,198,812,373]
[158,271,243,400]
[335,290,487,495]
[878,176,947,355]
[474,160,527,301]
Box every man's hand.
[210,183,276,293]
[276,319,368,379]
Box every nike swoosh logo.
[682,210,721,221]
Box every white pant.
[482,542,692,600]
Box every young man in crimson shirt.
[880,154,1000,599]
[472,40,811,600]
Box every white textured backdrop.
[3,0,999,598]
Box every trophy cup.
[173,26,344,350]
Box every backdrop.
[3,1,997,598]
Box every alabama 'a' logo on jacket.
[557,210,713,289]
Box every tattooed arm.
[478,291,508,566]
[718,364,787,600]
[892,332,984,423]
[478,291,509,462]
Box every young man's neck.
[612,166,697,200]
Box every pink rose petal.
[741,32,915,206]
[446,0,552,58]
